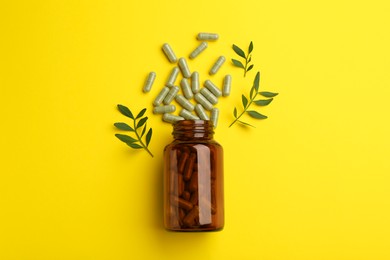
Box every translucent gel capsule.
[164,86,180,105]
[210,108,219,128]
[153,87,170,106]
[153,104,176,114]
[163,113,185,123]
[166,67,180,87]
[189,42,208,59]
[222,74,232,97]
[162,43,177,63]
[200,88,218,105]
[194,93,213,111]
[178,58,191,78]
[204,80,222,97]
[180,78,193,99]
[209,56,226,75]
[191,72,200,94]
[179,109,200,120]
[176,94,195,112]
[143,72,156,93]
[197,33,219,41]
[195,104,209,120]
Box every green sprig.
[114,105,153,157]
[229,71,278,128]
[231,41,254,77]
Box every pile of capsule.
[142,32,232,128]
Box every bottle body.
[163,120,224,231]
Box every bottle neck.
[172,120,214,141]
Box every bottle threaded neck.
[172,120,214,140]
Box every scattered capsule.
[142,72,156,93]
[189,42,208,59]
[210,108,219,128]
[180,78,193,99]
[195,104,209,120]
[166,67,180,87]
[176,94,195,111]
[209,56,226,75]
[163,86,180,105]
[200,88,218,105]
[162,43,177,63]
[222,74,232,96]
[153,105,176,114]
[194,93,213,111]
[197,33,219,41]
[163,113,185,123]
[191,71,200,94]
[153,86,170,106]
[204,79,222,97]
[179,109,200,120]
[178,58,191,78]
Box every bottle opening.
[173,120,214,140]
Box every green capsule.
[200,88,218,105]
[153,87,170,106]
[180,78,193,99]
[223,74,232,97]
[162,43,177,63]
[191,71,200,94]
[142,72,156,93]
[210,108,219,128]
[178,57,191,78]
[166,67,179,87]
[204,79,222,97]
[179,109,200,120]
[209,56,226,75]
[176,94,195,111]
[163,86,179,105]
[197,33,219,41]
[163,113,184,123]
[194,93,213,111]
[194,104,209,120]
[153,104,176,114]
[189,42,208,59]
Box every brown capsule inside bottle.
[164,120,224,231]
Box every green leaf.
[115,134,137,143]
[242,95,248,108]
[136,108,146,119]
[237,120,256,128]
[250,86,255,99]
[233,107,237,118]
[146,128,152,147]
[232,59,245,69]
[248,41,253,54]
[140,124,147,137]
[247,110,268,119]
[117,104,134,119]
[248,56,252,63]
[232,44,246,59]
[254,72,260,92]
[259,91,278,97]
[254,98,273,106]
[247,64,254,72]
[114,122,134,131]
[127,143,143,149]
[136,117,148,129]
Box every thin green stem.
[133,119,154,157]
[244,55,248,77]
[229,91,258,127]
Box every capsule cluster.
[142,32,232,128]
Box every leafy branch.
[114,105,153,157]
[229,71,278,128]
[231,41,254,77]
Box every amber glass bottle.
[163,120,224,231]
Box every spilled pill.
[204,80,222,97]
[180,78,193,99]
[222,74,232,96]
[209,56,225,75]
[179,109,200,120]
[189,42,208,59]
[162,43,177,63]
[200,88,218,105]
[166,67,180,87]
[153,87,170,106]
[197,33,219,41]
[143,72,156,93]
[176,94,195,112]
[195,104,209,120]
[153,104,176,114]
[163,86,180,105]
[163,113,185,123]
[178,58,191,78]
[194,93,213,111]
[210,108,219,128]
[191,72,200,94]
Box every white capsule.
[166,67,180,87]
[153,87,170,106]
[200,88,218,105]
[162,43,177,63]
[153,105,176,114]
[189,42,208,59]
[195,104,209,120]
[194,93,213,111]
[223,74,232,97]
[178,57,191,78]
[163,113,185,123]
[142,72,156,93]
[209,56,226,75]
[204,79,222,97]
[210,108,219,128]
[191,71,200,94]
[197,33,219,41]
[179,109,200,120]
[176,94,195,111]
[180,78,193,99]
[163,86,180,105]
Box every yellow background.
[1,0,389,259]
